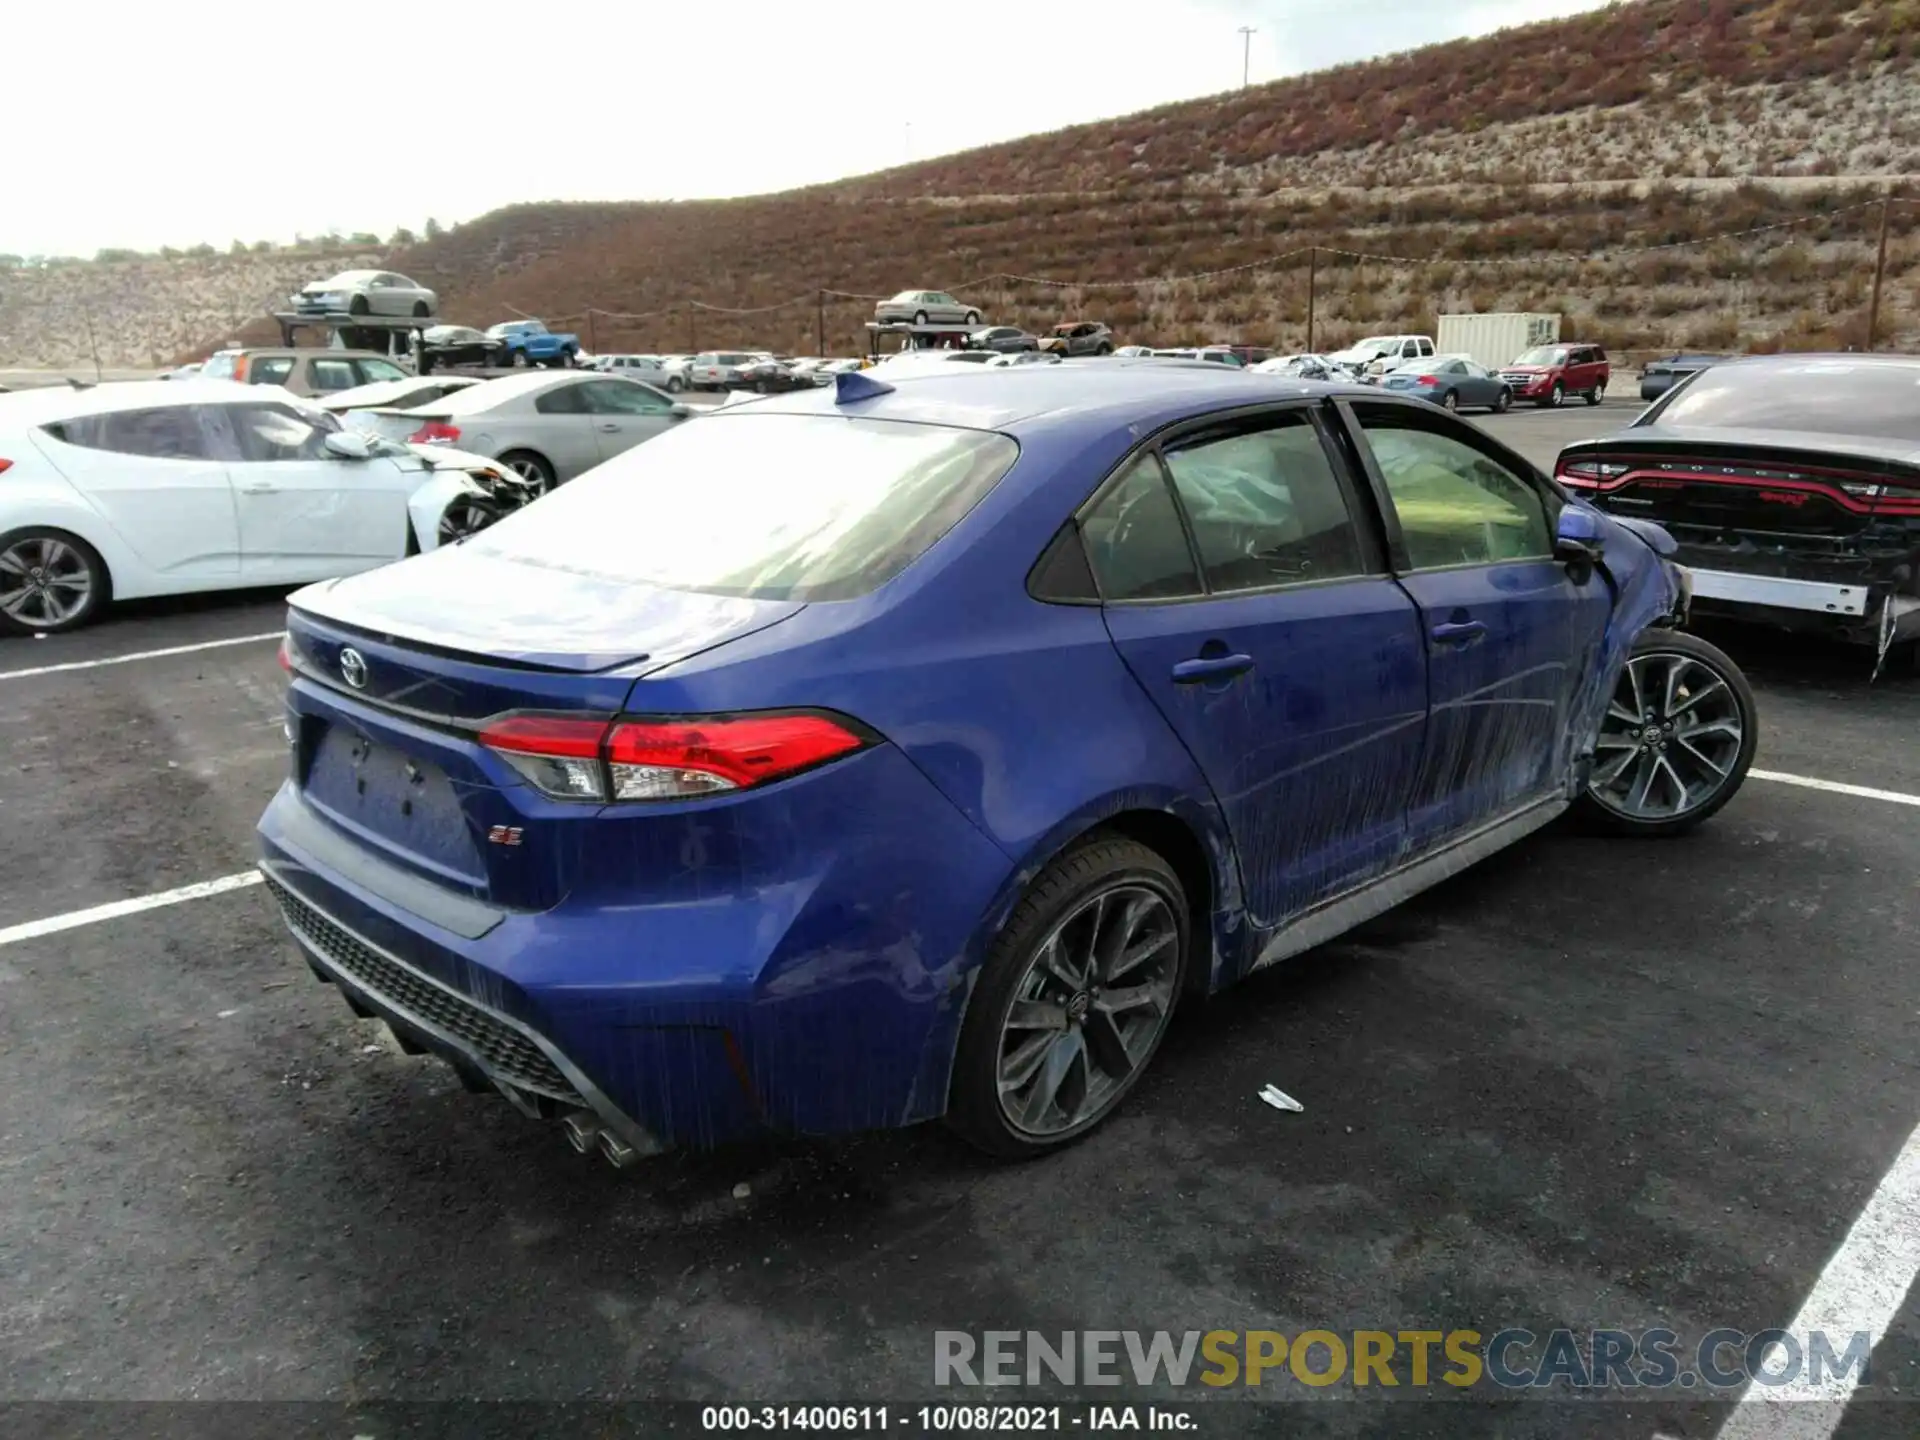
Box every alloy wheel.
[0,537,93,628]
[436,499,497,546]
[503,457,552,496]
[1588,649,1746,821]
[995,884,1179,1139]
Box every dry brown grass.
[3,0,1918,368]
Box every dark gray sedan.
[1377,356,1511,413]
[1639,352,1728,402]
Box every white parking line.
[1751,769,1920,808]
[1715,1118,1920,1440]
[0,871,262,948]
[0,631,282,681]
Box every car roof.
[0,377,278,427]
[705,359,1370,441]
[405,370,609,415]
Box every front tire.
[1573,628,1757,837]
[510,350,531,368]
[435,496,502,547]
[0,528,110,635]
[1440,389,1459,411]
[965,311,981,325]
[913,310,929,326]
[496,450,556,498]
[1544,381,1565,408]
[348,295,369,317]
[411,301,429,318]
[1493,387,1512,413]
[667,375,685,392]
[947,834,1189,1158]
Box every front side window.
[228,401,342,463]
[1161,415,1368,593]
[200,352,238,381]
[469,414,1018,602]
[251,357,296,386]
[1082,456,1201,602]
[1355,412,1552,569]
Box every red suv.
[1498,343,1610,407]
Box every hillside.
[5,0,1919,370]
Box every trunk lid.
[288,543,803,673]
[283,562,803,910]
[1561,427,1920,544]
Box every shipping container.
[1437,313,1561,370]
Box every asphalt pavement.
[1,398,1916,1438]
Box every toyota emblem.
[338,647,368,690]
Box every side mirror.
[323,431,375,461]
[669,402,692,418]
[1554,504,1606,565]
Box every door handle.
[1172,653,1255,684]
[1430,620,1487,644]
[240,481,279,494]
[596,422,621,432]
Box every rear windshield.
[1642,361,1920,443]
[467,414,1018,602]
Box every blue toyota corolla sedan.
[258,362,1757,1164]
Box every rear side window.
[356,358,407,384]
[534,384,589,415]
[201,353,238,381]
[44,406,222,460]
[251,357,296,386]
[1082,456,1201,602]
[469,413,1018,602]
[1161,416,1369,593]
[307,358,359,393]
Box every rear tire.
[0,527,111,635]
[965,311,981,325]
[1571,628,1756,838]
[947,834,1189,1159]
[1440,389,1458,411]
[412,301,429,318]
[348,295,369,317]
[913,310,929,326]
[496,450,556,497]
[1494,387,1512,413]
[1585,385,1604,406]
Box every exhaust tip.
[598,1130,641,1170]
[561,1112,604,1155]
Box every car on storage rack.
[594,355,675,387]
[345,369,694,496]
[294,271,438,319]
[487,320,580,369]
[0,380,527,633]
[1555,353,1920,668]
[199,348,413,397]
[873,290,982,326]
[421,325,507,369]
[1500,342,1610,407]
[255,363,1755,1169]
[970,326,1039,354]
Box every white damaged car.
[0,380,533,634]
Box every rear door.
[580,379,682,462]
[227,400,410,578]
[1092,405,1429,926]
[303,356,364,397]
[1338,398,1611,850]
[32,404,239,582]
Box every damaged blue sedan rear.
[257,363,1756,1163]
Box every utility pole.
[687,306,697,354]
[83,308,102,382]
[1238,26,1256,88]
[586,308,598,355]
[1866,192,1893,353]
[1305,248,1317,353]
[817,290,826,357]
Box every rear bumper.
[255,742,1016,1151]
[1678,558,1920,648]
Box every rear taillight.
[477,711,870,803]
[232,356,248,383]
[409,420,461,444]
[1415,375,1438,385]
[277,634,293,672]
[1557,459,1631,487]
[0,458,11,475]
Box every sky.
[5,0,1609,258]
